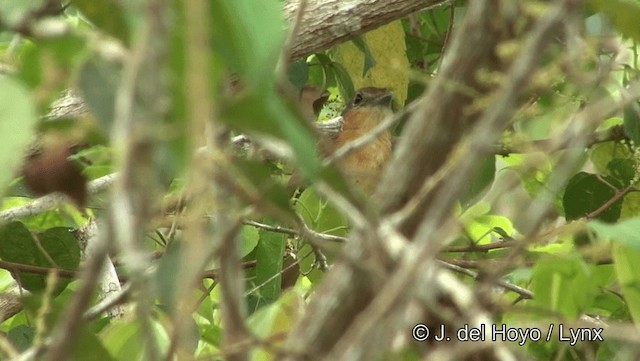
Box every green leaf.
[607,158,635,186]
[77,56,121,131]
[254,228,286,304]
[530,256,595,318]
[233,158,296,216]
[331,61,355,103]
[7,324,34,352]
[239,225,260,258]
[70,328,115,361]
[210,0,284,89]
[247,291,297,356]
[351,37,377,77]
[0,222,80,292]
[588,0,640,43]
[563,172,623,223]
[312,53,337,89]
[612,242,640,325]
[101,320,170,361]
[623,101,640,144]
[288,60,309,89]
[294,188,348,237]
[73,0,130,45]
[18,36,87,93]
[0,77,37,195]
[155,240,182,312]
[590,217,640,253]
[460,154,496,208]
[590,141,632,176]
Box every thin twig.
[586,184,636,220]
[437,260,533,299]
[244,219,347,243]
[442,240,518,253]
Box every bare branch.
[0,173,117,227]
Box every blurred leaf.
[563,172,623,223]
[589,0,640,43]
[0,0,43,26]
[155,240,182,312]
[612,242,640,325]
[590,141,632,176]
[101,320,170,361]
[0,77,37,195]
[210,0,284,89]
[623,101,640,144]
[590,217,640,253]
[460,154,496,208]
[73,0,130,45]
[70,328,115,361]
[288,60,309,89]
[18,35,86,96]
[239,225,260,258]
[621,191,640,219]
[531,256,595,318]
[77,56,121,131]
[0,222,80,292]
[254,227,286,304]
[247,291,298,358]
[465,214,514,245]
[7,324,34,352]
[503,153,556,205]
[234,158,296,216]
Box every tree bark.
[285,0,449,60]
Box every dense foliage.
[1,0,640,360]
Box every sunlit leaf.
[590,217,640,252]
[531,256,595,318]
[589,0,640,43]
[0,77,37,195]
[331,20,410,106]
[612,243,640,325]
[210,0,284,89]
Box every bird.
[21,142,88,208]
[332,87,394,194]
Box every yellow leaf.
[331,21,409,107]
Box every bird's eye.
[352,92,364,106]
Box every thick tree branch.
[285,0,451,59]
